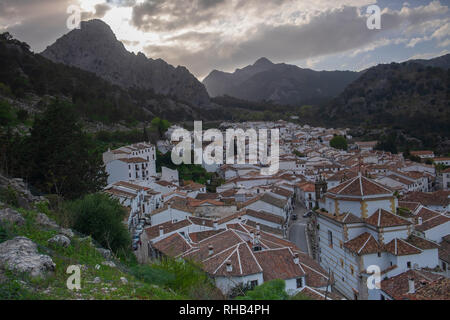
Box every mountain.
[0,32,225,124]
[321,58,450,151]
[407,53,450,70]
[41,19,210,107]
[203,58,361,106]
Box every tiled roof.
[402,191,450,207]
[384,238,422,256]
[405,235,439,251]
[365,209,411,228]
[144,219,192,239]
[415,207,450,232]
[381,269,443,300]
[398,201,421,212]
[438,236,450,263]
[260,193,288,208]
[406,278,450,300]
[344,233,381,255]
[117,157,147,163]
[327,175,393,198]
[189,230,225,243]
[152,233,192,257]
[244,209,285,225]
[254,248,305,281]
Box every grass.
[0,203,223,300]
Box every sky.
[1,0,449,80]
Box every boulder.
[101,261,116,268]
[93,277,101,284]
[0,237,55,278]
[48,235,71,248]
[96,248,112,260]
[36,212,59,229]
[120,277,128,285]
[60,228,74,238]
[0,208,25,226]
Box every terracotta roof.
[244,209,285,225]
[384,238,422,256]
[117,157,147,163]
[113,181,148,191]
[189,230,225,243]
[439,236,450,263]
[402,191,450,207]
[297,182,315,192]
[260,193,288,208]
[398,201,421,212]
[152,233,192,256]
[144,219,192,239]
[327,175,393,198]
[406,277,450,300]
[344,233,382,255]
[254,248,305,281]
[316,211,364,225]
[381,269,443,300]
[365,209,411,228]
[410,150,434,156]
[415,207,450,232]
[405,235,439,251]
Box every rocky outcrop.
[0,208,25,226]
[41,19,210,108]
[35,212,59,229]
[0,175,44,209]
[48,235,71,248]
[0,237,55,278]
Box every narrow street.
[288,200,311,256]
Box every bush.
[236,279,289,300]
[68,193,130,253]
[330,136,348,151]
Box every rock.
[101,261,116,268]
[96,248,112,260]
[93,277,101,284]
[36,212,59,229]
[120,277,128,285]
[0,237,55,278]
[0,208,25,226]
[59,228,74,238]
[48,235,71,248]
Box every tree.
[236,280,289,300]
[330,136,348,151]
[25,101,107,199]
[69,193,130,253]
[151,117,170,139]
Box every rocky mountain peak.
[41,19,210,107]
[253,57,274,67]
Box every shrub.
[68,193,130,253]
[236,279,289,300]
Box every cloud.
[141,2,449,77]
[81,3,112,20]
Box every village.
[102,120,450,300]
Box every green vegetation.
[2,101,107,199]
[235,280,289,300]
[330,135,348,151]
[67,193,130,254]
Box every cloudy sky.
[1,0,449,79]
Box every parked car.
[292,214,298,221]
[303,211,313,218]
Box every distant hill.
[0,32,227,124]
[322,58,450,151]
[203,57,360,106]
[407,53,450,70]
[42,19,210,108]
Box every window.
[328,230,333,248]
[443,262,447,271]
[380,294,385,300]
[340,258,344,268]
[407,261,412,269]
[296,278,303,288]
[249,280,258,289]
[350,265,354,276]
[378,252,381,258]
[340,241,343,249]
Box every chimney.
[238,216,242,223]
[208,245,214,257]
[418,217,423,225]
[256,223,260,231]
[293,253,299,265]
[213,220,218,230]
[250,231,255,242]
[408,278,415,294]
[226,260,233,273]
[159,226,164,237]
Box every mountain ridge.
[41,19,211,108]
[203,57,361,106]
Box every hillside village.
[101,120,450,300]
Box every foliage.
[68,193,130,253]
[20,101,106,199]
[150,117,171,139]
[0,185,19,207]
[330,135,348,151]
[236,280,289,300]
